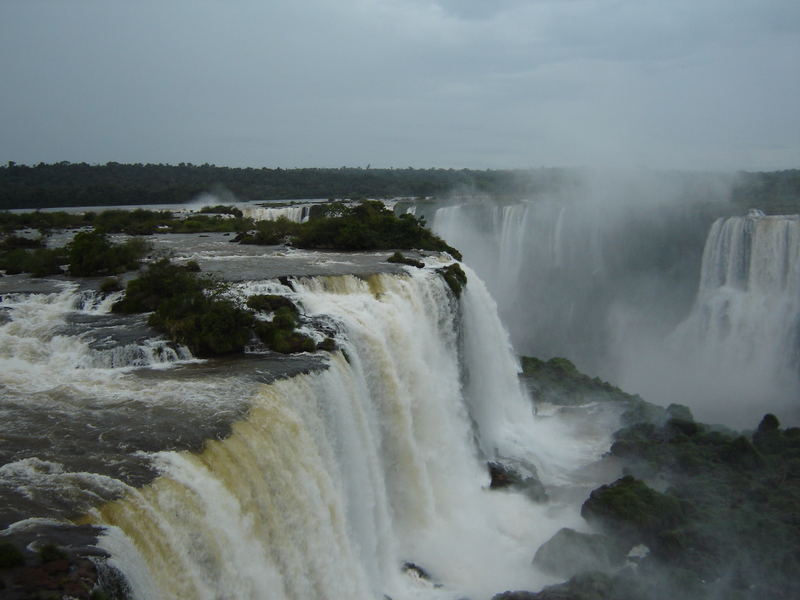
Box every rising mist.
[431,168,798,427]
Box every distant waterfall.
[655,211,800,424]
[86,269,605,600]
[241,205,311,223]
[433,199,630,373]
[431,193,800,426]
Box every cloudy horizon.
[1,0,798,171]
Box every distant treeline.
[0,161,568,210]
[731,169,800,214]
[1,161,798,212]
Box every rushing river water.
[0,234,622,599]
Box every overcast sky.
[1,0,798,170]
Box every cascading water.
[0,284,194,382]
[432,180,799,426]
[72,267,615,600]
[240,205,312,223]
[619,211,800,425]
[432,195,703,376]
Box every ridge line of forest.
[1,161,798,211]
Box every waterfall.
[429,188,800,427]
[82,269,606,600]
[432,199,617,372]
[241,205,311,223]
[653,211,800,424]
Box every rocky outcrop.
[0,523,129,599]
[533,528,626,579]
[488,460,547,503]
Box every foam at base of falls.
[87,269,613,600]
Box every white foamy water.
[84,268,615,600]
[240,204,312,223]
[620,211,800,426]
[433,192,800,427]
[0,284,195,397]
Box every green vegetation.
[247,294,316,354]
[0,235,45,250]
[513,355,800,599]
[113,264,319,357]
[437,262,468,297]
[2,163,799,219]
[0,162,579,210]
[0,207,254,236]
[112,259,253,357]
[99,277,123,293]
[111,259,210,313]
[150,294,254,357]
[0,246,68,277]
[582,476,686,545]
[236,200,462,257]
[67,230,150,276]
[246,294,299,314]
[0,235,67,277]
[576,411,800,599]
[520,356,635,405]
[197,204,243,217]
[234,216,300,245]
[387,251,424,268]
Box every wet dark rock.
[533,528,626,578]
[0,525,127,599]
[402,561,431,580]
[401,561,442,588]
[492,592,540,600]
[488,460,547,503]
[494,572,619,600]
[387,251,424,268]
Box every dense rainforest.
[1,162,799,212]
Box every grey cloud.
[0,0,797,169]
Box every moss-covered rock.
[316,337,337,352]
[386,251,424,268]
[437,263,467,297]
[520,355,636,406]
[580,412,800,599]
[581,476,686,544]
